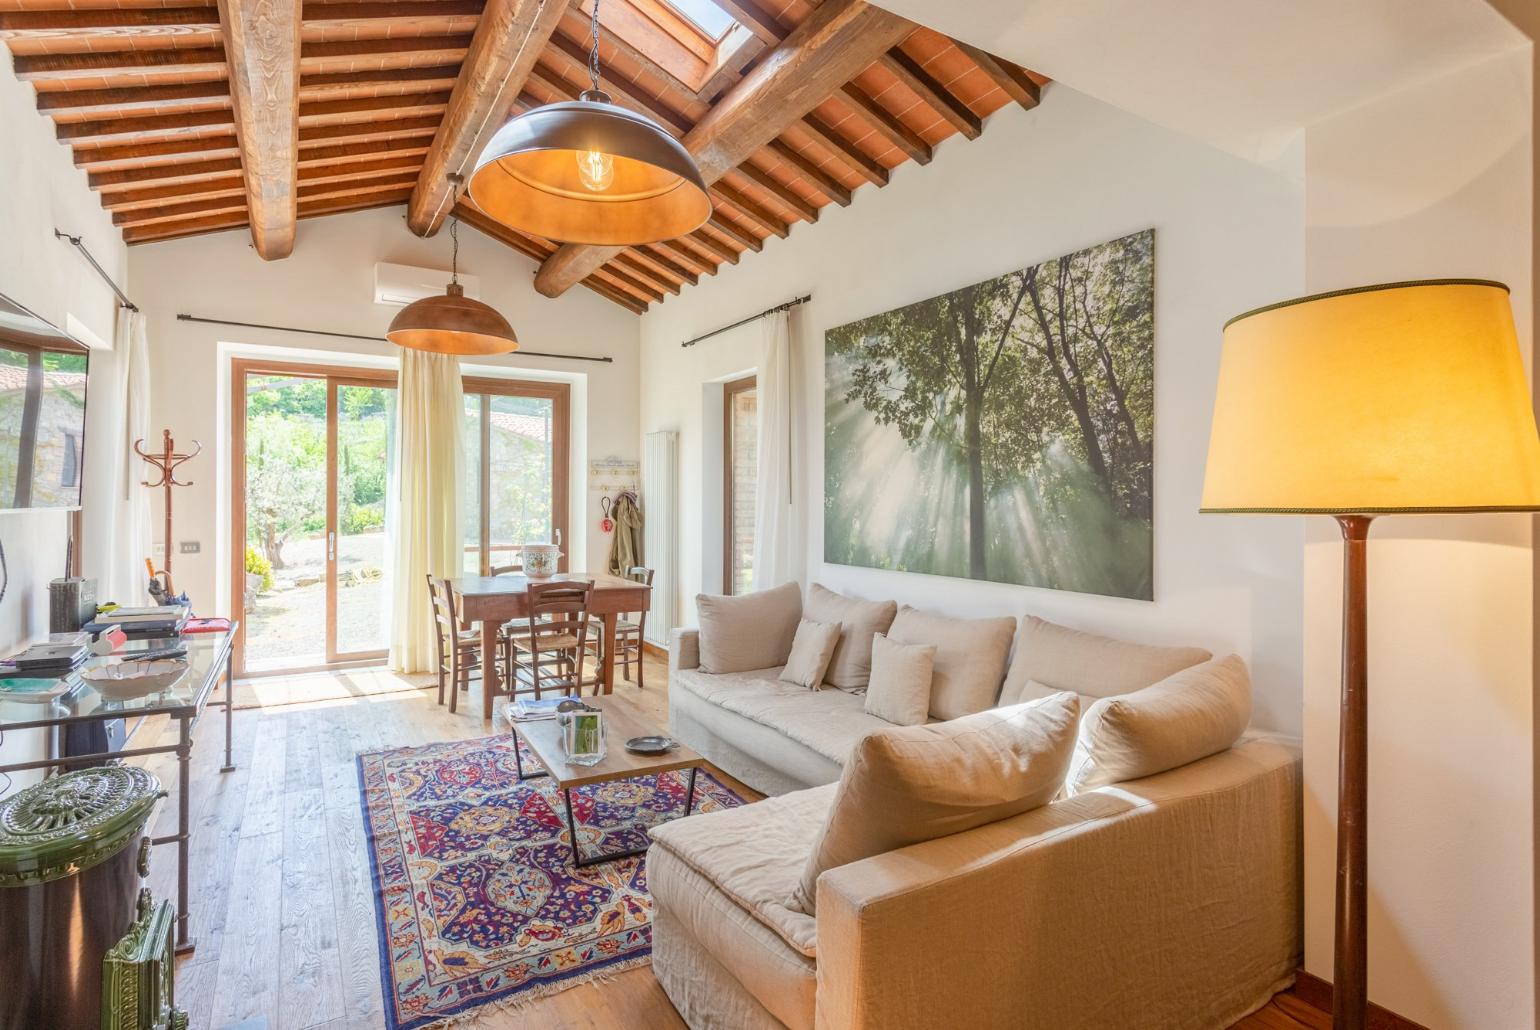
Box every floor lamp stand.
[1334,513,1372,1030]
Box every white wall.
[1300,47,1535,1028]
[128,205,641,616]
[638,87,1309,735]
[0,50,131,790]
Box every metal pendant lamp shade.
[468,90,711,246]
[386,282,518,356]
[386,214,518,355]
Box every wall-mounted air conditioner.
[373,262,482,306]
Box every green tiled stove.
[0,766,187,1030]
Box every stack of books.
[4,640,90,674]
[84,604,191,640]
[508,695,582,722]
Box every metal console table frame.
[0,628,237,955]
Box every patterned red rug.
[357,733,746,1029]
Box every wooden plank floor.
[131,652,1320,1030]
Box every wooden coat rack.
[134,429,200,595]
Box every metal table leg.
[173,714,195,954]
[220,644,235,773]
[512,737,546,782]
[564,767,704,869]
[684,766,698,816]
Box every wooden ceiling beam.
[299,64,461,97]
[75,134,240,168]
[954,41,1040,111]
[709,0,784,46]
[680,228,735,266]
[580,275,647,314]
[103,153,423,210]
[765,138,850,206]
[58,109,231,144]
[123,188,410,244]
[12,45,227,80]
[533,0,912,298]
[406,0,565,236]
[37,81,229,117]
[711,181,787,239]
[0,2,480,37]
[636,242,703,282]
[706,212,759,252]
[837,82,930,164]
[591,263,662,305]
[610,252,679,296]
[880,48,980,140]
[218,0,302,258]
[455,201,552,262]
[115,168,417,226]
[798,112,886,187]
[87,134,428,187]
[732,163,818,223]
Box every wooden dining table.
[450,573,654,720]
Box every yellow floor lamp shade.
[1199,278,1540,1030]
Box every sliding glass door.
[233,361,396,675]
[461,378,570,575]
[233,363,569,675]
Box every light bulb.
[576,149,614,192]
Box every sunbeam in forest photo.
[825,229,1155,600]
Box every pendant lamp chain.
[450,213,460,286]
[588,0,602,93]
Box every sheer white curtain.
[104,308,151,606]
[752,308,800,590]
[388,350,464,672]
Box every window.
[461,378,571,575]
[663,0,736,40]
[723,374,757,594]
[61,433,78,488]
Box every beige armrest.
[814,738,1302,1030]
[670,627,700,672]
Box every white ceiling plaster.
[882,0,1529,161]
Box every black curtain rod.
[681,294,809,348]
[55,229,137,312]
[175,313,614,363]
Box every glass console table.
[0,628,236,954]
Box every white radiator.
[643,430,677,648]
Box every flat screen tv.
[0,292,90,510]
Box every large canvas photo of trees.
[825,229,1154,600]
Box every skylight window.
[663,0,738,40]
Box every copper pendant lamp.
[467,0,711,246]
[386,214,519,355]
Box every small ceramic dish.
[624,735,678,755]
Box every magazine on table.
[509,695,584,722]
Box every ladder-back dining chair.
[508,579,597,699]
[590,566,653,690]
[429,575,481,712]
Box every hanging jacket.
[606,493,644,577]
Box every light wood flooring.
[128,653,1321,1030]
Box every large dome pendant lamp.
[386,210,519,355]
[467,0,711,246]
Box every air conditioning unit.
[373,262,482,306]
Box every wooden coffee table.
[508,700,705,868]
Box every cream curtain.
[388,350,465,673]
[752,308,799,590]
[104,307,152,606]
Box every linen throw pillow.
[696,581,802,674]
[886,606,1016,720]
[791,692,1080,914]
[999,615,1211,706]
[863,632,934,725]
[804,583,899,689]
[779,619,843,690]
[1064,654,1252,794]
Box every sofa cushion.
[671,666,895,769]
[779,619,842,690]
[999,615,1210,705]
[697,582,802,674]
[804,584,898,690]
[791,692,1080,914]
[864,632,933,726]
[1066,654,1252,793]
[650,783,835,960]
[886,606,1016,720]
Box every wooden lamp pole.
[1333,514,1372,1030]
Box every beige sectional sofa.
[654,586,1302,1030]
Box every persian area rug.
[358,734,746,1030]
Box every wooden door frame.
[722,373,756,595]
[231,359,573,675]
[461,376,571,575]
